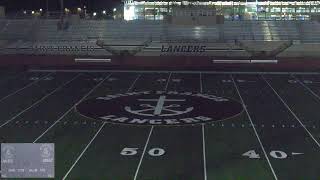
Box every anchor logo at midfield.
[124,95,194,117]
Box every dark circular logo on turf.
[76,91,243,126]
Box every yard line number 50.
[120,147,165,157]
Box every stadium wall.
[1,54,320,71]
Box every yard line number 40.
[243,150,289,159]
[121,147,165,157]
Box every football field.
[0,70,320,180]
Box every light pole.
[46,0,49,18]
[60,0,64,18]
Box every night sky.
[1,0,317,13]
[0,0,122,12]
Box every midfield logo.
[125,95,194,117]
[76,91,243,126]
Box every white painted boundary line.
[128,74,142,92]
[62,122,107,180]
[0,71,27,85]
[165,72,172,91]
[134,72,172,180]
[33,73,113,143]
[200,72,203,94]
[262,75,320,149]
[28,69,318,75]
[213,59,278,64]
[231,75,278,180]
[62,73,141,179]
[291,74,320,101]
[201,124,207,180]
[133,126,154,180]
[213,60,251,64]
[74,58,111,63]
[0,72,53,103]
[0,74,81,128]
[200,72,207,180]
[251,60,278,64]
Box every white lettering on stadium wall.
[161,45,206,53]
[32,45,95,52]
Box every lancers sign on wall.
[161,45,206,54]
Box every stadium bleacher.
[0,19,320,58]
[1,19,320,42]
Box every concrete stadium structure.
[0,18,320,70]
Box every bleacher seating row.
[0,19,319,58]
[0,19,320,43]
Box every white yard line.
[231,75,278,180]
[262,74,320,149]
[200,72,203,94]
[291,74,320,101]
[133,126,154,180]
[33,73,112,143]
[0,71,27,85]
[0,72,53,103]
[165,72,172,91]
[134,72,172,180]
[201,124,207,180]
[61,73,141,179]
[62,122,107,180]
[128,74,142,92]
[0,73,80,128]
[29,69,320,75]
[199,72,207,180]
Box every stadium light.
[124,6,135,20]
[93,12,97,16]
[31,11,35,14]
[113,8,117,12]
[103,10,106,15]
[39,8,43,12]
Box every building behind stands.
[123,0,320,21]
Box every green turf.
[235,74,320,180]
[0,73,104,142]
[66,73,170,180]
[0,73,75,126]
[136,73,203,180]
[38,72,146,179]
[203,74,274,180]
[0,71,320,180]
